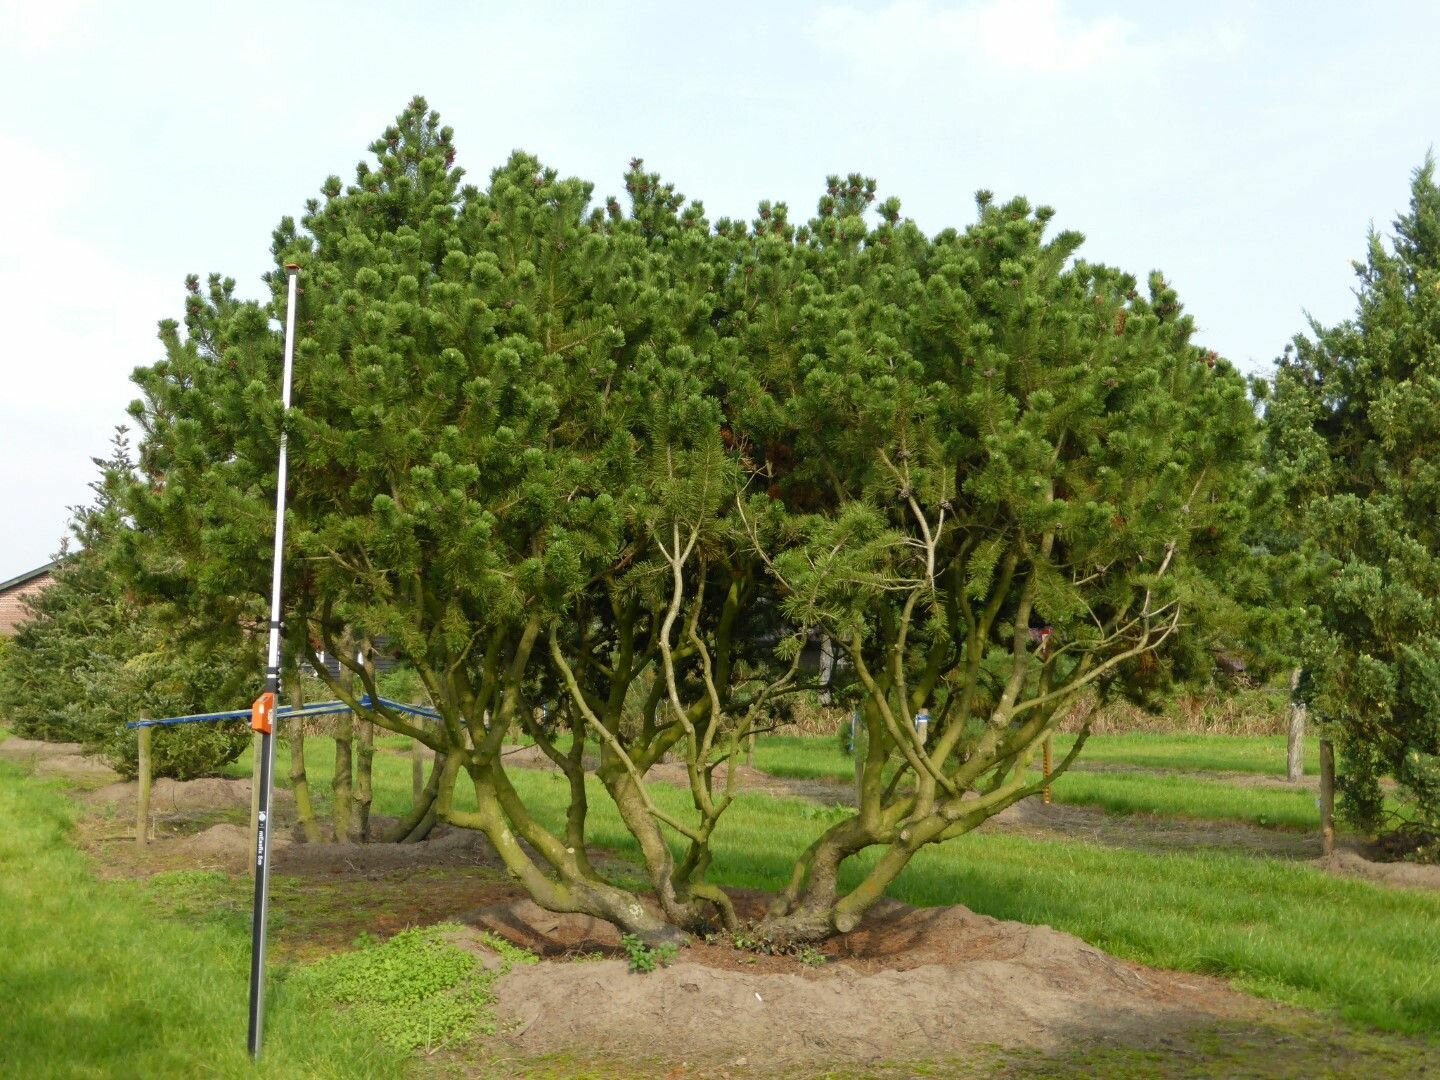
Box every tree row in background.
[0,430,259,778]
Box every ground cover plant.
[121,96,1262,943]
[292,923,535,1052]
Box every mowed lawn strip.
[748,732,1321,783]
[1048,731,1322,776]
[747,733,1323,829]
[0,761,407,1080]
[1029,768,1320,830]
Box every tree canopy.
[123,98,1260,937]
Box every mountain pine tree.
[124,99,1260,936]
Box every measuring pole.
[248,264,300,1060]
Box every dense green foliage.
[1265,158,1440,857]
[124,97,1258,936]
[0,432,255,778]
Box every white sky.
[1,0,1436,575]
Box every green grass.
[747,733,855,781]
[748,733,1324,830]
[749,732,1321,784]
[1049,731,1322,776]
[1033,768,1321,829]
[0,760,409,1079]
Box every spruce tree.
[0,429,256,777]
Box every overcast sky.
[1,0,1436,575]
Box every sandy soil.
[480,897,1269,1072]
[87,776,288,813]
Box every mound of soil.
[175,823,273,861]
[488,898,1257,1071]
[0,738,120,782]
[88,776,290,813]
[1313,850,1440,892]
[0,737,85,759]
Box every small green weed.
[477,931,538,967]
[797,945,827,967]
[728,928,827,965]
[621,933,678,973]
[801,803,853,824]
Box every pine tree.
[1267,158,1440,858]
[124,99,1261,937]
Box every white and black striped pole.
[248,263,300,1060]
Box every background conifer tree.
[1267,158,1440,858]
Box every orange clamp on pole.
[251,692,276,735]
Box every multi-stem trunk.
[354,718,374,841]
[285,668,322,843]
[332,711,354,843]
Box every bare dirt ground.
[483,902,1267,1073]
[88,775,288,813]
[0,736,121,783]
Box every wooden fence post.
[1319,737,1336,857]
[1286,667,1306,782]
[1042,735,1053,806]
[136,723,153,846]
[851,710,864,805]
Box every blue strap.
[127,695,440,729]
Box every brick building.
[0,562,59,637]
